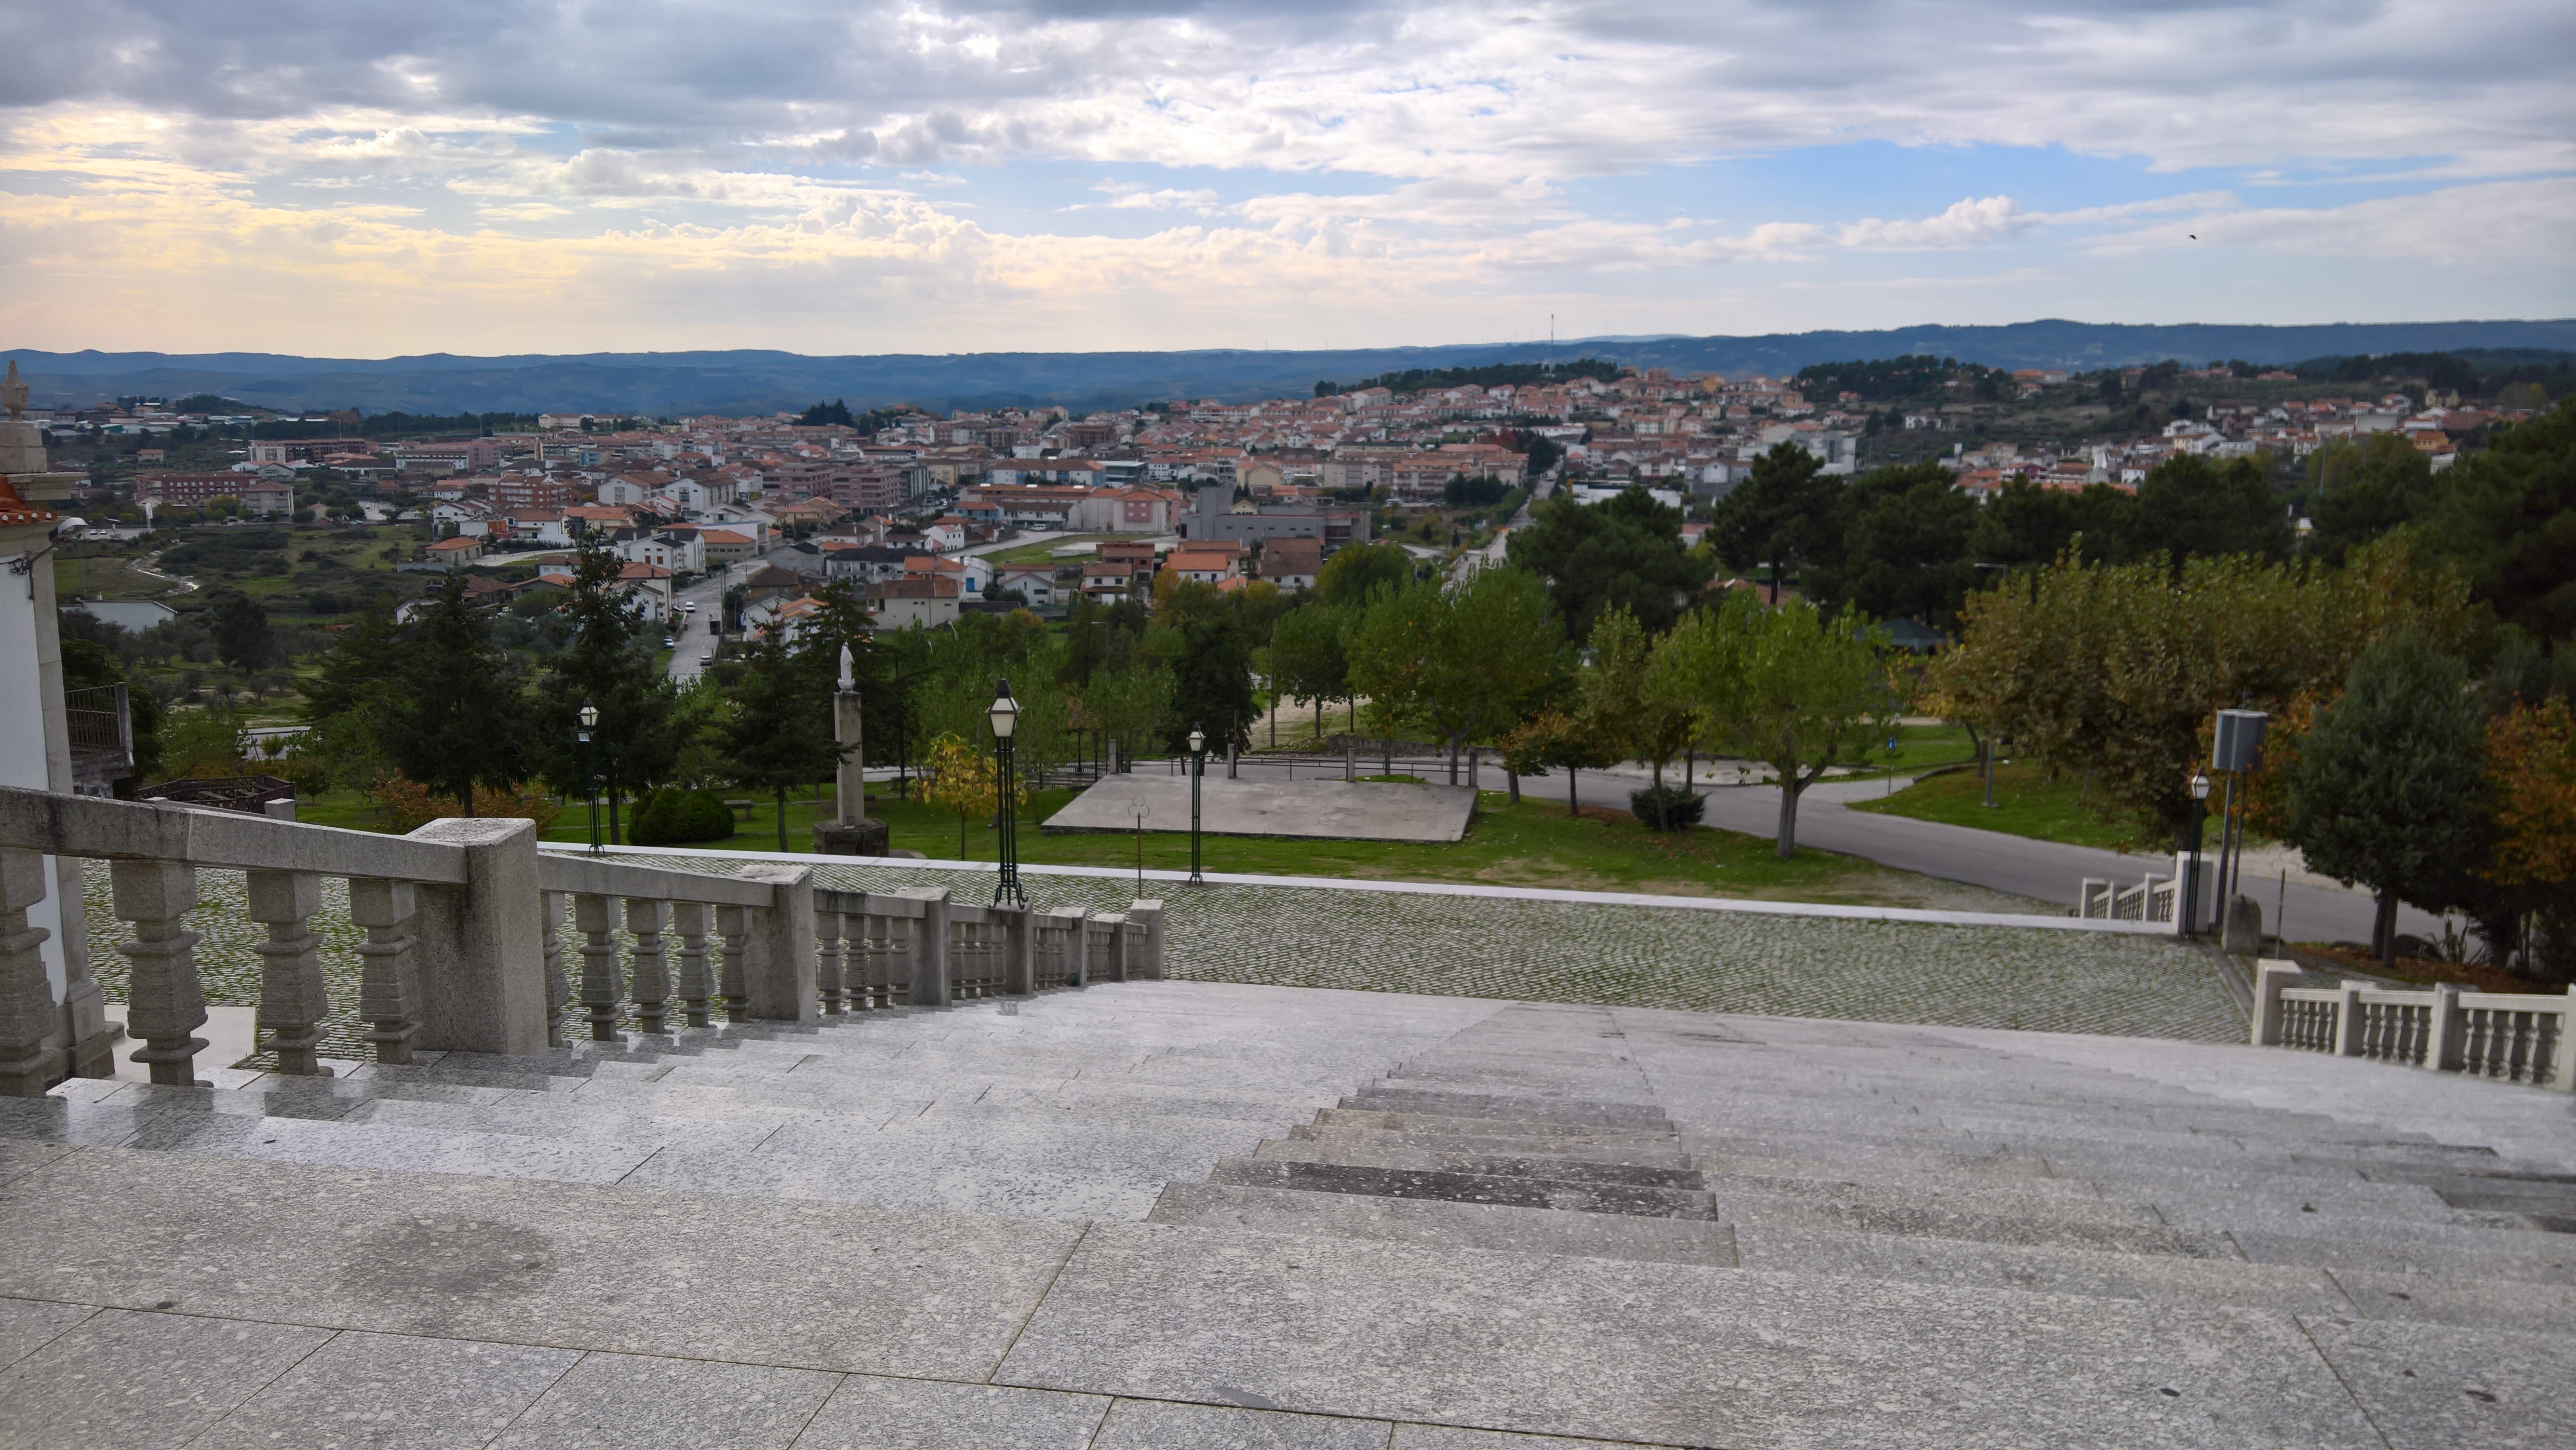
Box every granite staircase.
[5,984,2574,1448]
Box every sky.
[0,0,2569,358]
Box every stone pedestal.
[813,819,891,856]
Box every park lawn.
[1847,759,2146,852]
[982,534,1122,567]
[302,779,1978,907]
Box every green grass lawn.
[982,534,1122,567]
[1848,759,2147,852]
[294,779,2007,907]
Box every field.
[1849,759,2148,852]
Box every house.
[562,505,633,536]
[868,574,963,630]
[425,536,486,566]
[1080,558,1151,604]
[613,562,675,622]
[992,564,1058,607]
[1257,537,1323,592]
[1162,547,1245,585]
[920,517,970,552]
[697,527,759,566]
[1067,485,1181,534]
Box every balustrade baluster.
[541,890,570,1048]
[715,904,751,1019]
[349,878,420,1065]
[246,870,330,1076]
[113,859,208,1086]
[575,893,624,1042]
[0,849,59,1096]
[816,906,845,1016]
[672,901,712,1027]
[626,898,670,1034]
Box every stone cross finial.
[2,361,26,419]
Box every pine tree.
[722,628,840,851]
[535,527,677,842]
[376,575,527,816]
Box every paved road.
[1133,752,2435,948]
[664,544,812,684]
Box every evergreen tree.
[1708,443,1839,605]
[722,628,840,850]
[206,589,275,671]
[1508,484,1710,638]
[534,528,677,842]
[376,575,527,815]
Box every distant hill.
[10,319,2571,417]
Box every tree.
[1507,485,1711,639]
[1667,593,1898,857]
[919,733,1009,860]
[1810,462,1981,627]
[2416,398,2576,644]
[1498,710,1621,815]
[2132,455,2289,571]
[1269,603,1353,740]
[1152,579,1262,753]
[1315,542,1413,609]
[720,628,840,851]
[375,574,528,816]
[1708,443,1839,604]
[1575,606,1695,792]
[205,590,275,671]
[535,527,677,842]
[2281,632,2491,964]
[2306,434,2437,565]
[1346,568,1564,782]
[2481,697,2576,980]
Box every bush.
[370,776,564,832]
[628,787,737,846]
[1628,785,1705,832]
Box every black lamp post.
[578,699,602,856]
[2184,770,2211,935]
[1187,725,1207,886]
[989,679,1025,906]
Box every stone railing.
[2252,961,2574,1092]
[0,786,1162,1095]
[2076,873,2179,927]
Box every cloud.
[2082,176,2576,262]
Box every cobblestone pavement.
[83,856,2249,1067]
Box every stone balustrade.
[0,786,1163,1093]
[2252,959,2575,1091]
[2076,873,2178,927]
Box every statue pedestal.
[813,819,891,857]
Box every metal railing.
[63,684,132,794]
[0,785,1163,1097]
[2253,961,2574,1092]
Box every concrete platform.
[1044,774,1479,843]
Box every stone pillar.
[404,817,549,1057]
[909,888,952,1007]
[349,878,418,1065]
[714,904,751,1019]
[1001,904,1034,995]
[815,901,846,1015]
[2334,981,2367,1057]
[2250,960,2300,1047]
[0,847,59,1096]
[246,870,331,1075]
[2424,983,2462,1072]
[2221,895,2264,955]
[671,900,713,1027]
[1090,911,1128,983]
[540,891,569,1048]
[625,898,670,1034]
[574,894,622,1041]
[112,859,206,1086]
[744,867,817,1022]
[1128,899,1165,981]
[814,686,891,856]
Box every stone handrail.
[2252,960,2574,1092]
[0,786,1163,1096]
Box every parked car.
[699,650,714,665]
[661,636,675,648]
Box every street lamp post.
[1187,725,1207,886]
[2184,770,2211,936]
[578,699,602,856]
[988,679,1024,906]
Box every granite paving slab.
[0,1297,93,1372]
[2231,1228,2576,1285]
[792,1375,1110,1450]
[1711,1189,2236,1258]
[1731,1224,2354,1315]
[120,1111,663,1184]
[0,1307,334,1450]
[1089,1397,1395,1450]
[1147,1183,1737,1267]
[2300,1317,2576,1450]
[1248,1139,1705,1190]
[2323,1268,2576,1334]
[0,1148,1082,1379]
[486,1351,838,1450]
[1288,1126,1693,1169]
[0,1141,75,1189]
[1389,1427,1671,1450]
[994,1222,2384,1448]
[1336,1091,1671,1130]
[1313,1110,1678,1147]
[190,1329,579,1450]
[1046,774,1478,843]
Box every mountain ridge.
[9,318,2569,416]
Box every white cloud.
[2083,177,2576,262]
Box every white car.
[661,636,675,648]
[699,650,714,665]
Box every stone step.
[1732,1222,2357,1316]
[1335,1089,1673,1131]
[1147,1182,1737,1267]
[1205,1157,1716,1221]
[1247,1138,1706,1190]
[1285,1124,1695,1168]
[1313,1107,1679,1146]
[1712,1188,2240,1259]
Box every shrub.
[370,775,564,832]
[1628,785,1705,832]
[628,787,737,845]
